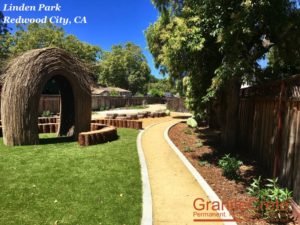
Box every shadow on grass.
[39,136,75,145]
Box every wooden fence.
[166,97,189,112]
[37,95,165,115]
[239,75,300,204]
[91,96,165,111]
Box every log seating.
[78,126,118,147]
[91,119,143,129]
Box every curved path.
[141,119,225,225]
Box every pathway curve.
[141,119,224,225]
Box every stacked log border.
[38,123,59,134]
[78,126,118,147]
[92,119,143,129]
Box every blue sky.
[2,0,163,78]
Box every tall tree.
[98,42,151,94]
[1,21,102,91]
[0,11,10,72]
[7,22,101,65]
[147,0,299,148]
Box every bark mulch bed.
[169,122,297,225]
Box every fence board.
[239,75,300,205]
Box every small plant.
[41,110,52,117]
[218,154,242,179]
[184,146,194,152]
[247,177,293,223]
[187,117,198,128]
[195,140,203,148]
[198,160,210,167]
[165,110,171,116]
[184,128,193,135]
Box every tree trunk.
[220,76,241,150]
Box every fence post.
[273,81,286,177]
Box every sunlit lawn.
[0,129,141,225]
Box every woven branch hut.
[1,47,92,146]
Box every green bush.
[195,140,203,148]
[218,154,242,179]
[187,118,198,128]
[148,88,164,97]
[247,177,292,223]
[184,128,193,135]
[184,146,194,152]
[41,110,52,117]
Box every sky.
[2,0,163,78]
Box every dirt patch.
[169,122,296,225]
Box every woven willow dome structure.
[1,48,92,146]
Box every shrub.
[184,128,193,135]
[187,118,198,128]
[247,177,293,223]
[41,110,52,117]
[218,154,242,179]
[165,110,170,116]
[184,146,194,152]
[198,160,210,167]
[195,140,203,148]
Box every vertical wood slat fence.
[166,97,189,112]
[37,95,165,115]
[239,75,300,204]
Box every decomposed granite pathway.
[141,119,226,225]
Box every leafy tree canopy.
[0,11,10,72]
[147,77,177,97]
[147,0,299,110]
[146,0,300,147]
[98,42,151,94]
[5,22,101,64]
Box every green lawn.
[0,129,141,225]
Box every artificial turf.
[0,129,141,225]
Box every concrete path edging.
[164,122,237,225]
[137,128,153,225]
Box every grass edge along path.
[0,129,141,225]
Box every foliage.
[147,0,300,147]
[195,140,203,148]
[218,154,242,179]
[184,146,194,152]
[108,90,119,97]
[187,117,198,128]
[147,77,177,97]
[98,42,151,94]
[266,9,300,78]
[1,21,101,81]
[0,129,141,225]
[146,8,218,113]
[0,11,10,72]
[7,22,101,63]
[165,109,171,116]
[184,128,193,135]
[148,87,164,97]
[247,177,293,222]
[41,110,53,117]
